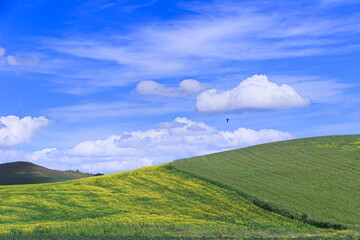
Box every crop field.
[1,135,359,238]
[0,164,329,238]
[171,135,360,229]
[0,235,359,240]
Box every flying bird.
[226,118,230,123]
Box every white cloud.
[0,47,5,57]
[46,101,193,122]
[39,1,360,94]
[31,148,60,161]
[0,47,39,66]
[136,79,209,97]
[0,117,293,173]
[140,157,154,167]
[69,136,139,156]
[6,55,39,66]
[270,75,352,104]
[196,75,310,113]
[7,55,21,65]
[0,116,49,147]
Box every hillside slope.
[171,135,360,228]
[0,162,91,185]
[0,164,322,237]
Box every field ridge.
[165,165,347,230]
[170,135,360,229]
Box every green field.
[171,135,360,230]
[0,162,92,185]
[1,135,359,238]
[0,173,75,185]
[0,164,329,238]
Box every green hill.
[0,164,328,238]
[171,135,360,229]
[0,162,92,185]
[0,135,359,238]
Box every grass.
[0,173,75,186]
[1,135,359,238]
[170,135,360,229]
[0,164,328,238]
[0,162,92,185]
[0,234,359,240]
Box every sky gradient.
[0,0,360,173]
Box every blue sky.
[0,0,360,173]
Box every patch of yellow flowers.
[0,164,315,234]
[310,139,360,151]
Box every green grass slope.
[0,164,328,238]
[171,135,360,229]
[0,162,92,185]
[0,173,76,185]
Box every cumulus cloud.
[0,117,293,173]
[68,136,139,156]
[136,79,209,97]
[0,116,49,147]
[196,75,310,113]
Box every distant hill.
[171,135,360,227]
[0,161,92,185]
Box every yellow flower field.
[0,164,322,236]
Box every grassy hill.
[0,164,329,238]
[0,135,359,238]
[171,135,360,229]
[0,162,92,185]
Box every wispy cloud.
[34,1,360,93]
[0,47,5,57]
[0,46,39,67]
[45,101,193,122]
[320,0,360,6]
[270,75,354,104]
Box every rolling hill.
[0,161,92,185]
[0,164,326,238]
[0,135,359,238]
[171,135,360,229]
